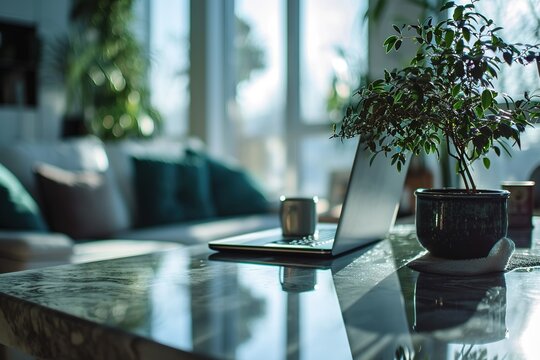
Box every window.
[296,0,367,204]
[230,0,367,200]
[149,0,190,136]
[232,0,286,195]
[458,0,540,98]
[456,0,540,189]
[300,0,367,124]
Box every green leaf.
[440,1,455,11]
[455,61,465,77]
[453,6,464,21]
[473,135,487,152]
[462,27,471,42]
[479,126,492,137]
[426,31,433,44]
[483,157,491,169]
[486,64,498,78]
[496,140,512,157]
[453,99,464,110]
[395,39,402,50]
[452,84,460,96]
[372,79,385,89]
[423,142,429,154]
[499,123,514,138]
[481,89,493,109]
[435,30,443,45]
[456,39,464,53]
[454,161,460,174]
[493,145,501,157]
[393,24,401,34]
[445,30,455,47]
[383,35,398,46]
[503,52,513,65]
[384,35,398,53]
[369,154,377,166]
[475,105,484,119]
[429,134,441,144]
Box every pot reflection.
[279,267,317,293]
[414,273,507,344]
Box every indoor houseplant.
[46,0,161,139]
[333,0,540,259]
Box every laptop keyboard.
[273,230,335,247]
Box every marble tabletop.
[0,223,539,360]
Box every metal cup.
[279,196,318,237]
[501,181,535,228]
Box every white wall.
[0,0,70,144]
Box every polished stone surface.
[0,222,540,359]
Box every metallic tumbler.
[502,181,535,228]
[279,196,318,237]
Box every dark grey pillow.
[34,163,130,240]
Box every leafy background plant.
[334,0,540,192]
[47,0,161,140]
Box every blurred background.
[0,0,539,215]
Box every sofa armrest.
[0,231,74,263]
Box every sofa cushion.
[34,163,130,240]
[133,156,216,227]
[105,137,205,222]
[0,163,48,231]
[187,151,271,217]
[0,136,109,201]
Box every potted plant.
[333,0,540,259]
[45,0,161,139]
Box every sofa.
[0,136,280,272]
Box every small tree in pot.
[333,0,540,259]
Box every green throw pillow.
[0,163,48,231]
[187,151,270,217]
[133,156,216,227]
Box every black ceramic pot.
[415,189,509,259]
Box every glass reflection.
[191,255,351,360]
[150,250,192,348]
[336,265,414,358]
[5,227,540,359]
[189,256,268,359]
[411,273,508,359]
[279,266,317,293]
[414,273,507,342]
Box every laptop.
[209,139,410,257]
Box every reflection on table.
[0,222,539,359]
